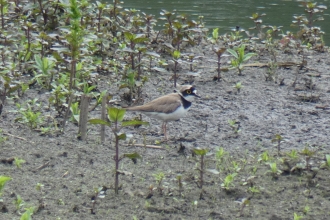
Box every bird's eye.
[186,90,191,94]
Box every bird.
[125,85,200,140]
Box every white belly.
[144,106,189,122]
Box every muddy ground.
[1,42,330,220]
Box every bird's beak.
[193,90,201,98]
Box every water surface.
[121,0,330,44]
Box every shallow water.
[122,0,330,44]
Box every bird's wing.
[126,93,182,113]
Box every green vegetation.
[0,0,329,219]
[89,107,148,194]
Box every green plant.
[236,197,251,217]
[221,173,237,190]
[14,157,26,169]
[0,0,8,29]
[320,154,330,169]
[215,147,228,171]
[293,212,303,220]
[266,162,282,179]
[233,82,243,93]
[20,207,34,220]
[15,99,43,129]
[248,186,260,194]
[171,50,181,88]
[286,149,299,160]
[89,107,148,194]
[70,102,80,124]
[153,172,165,194]
[35,183,44,191]
[272,134,283,155]
[14,194,25,212]
[33,55,55,90]
[227,44,256,75]
[123,32,148,73]
[299,146,316,170]
[176,174,184,194]
[258,151,270,163]
[303,205,310,215]
[210,28,219,44]
[0,175,11,197]
[228,119,240,133]
[212,47,226,81]
[193,148,207,188]
[0,129,7,143]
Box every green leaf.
[133,37,148,44]
[124,152,142,159]
[193,148,208,156]
[122,120,149,127]
[212,28,219,40]
[226,48,238,59]
[117,133,126,140]
[124,32,135,41]
[0,176,12,192]
[108,107,126,122]
[243,53,256,62]
[172,50,181,59]
[88,119,111,126]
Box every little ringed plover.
[125,85,200,140]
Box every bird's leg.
[163,122,168,140]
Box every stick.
[79,95,91,140]
[128,144,165,150]
[35,161,50,171]
[100,95,107,143]
[3,132,33,143]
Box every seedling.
[286,149,299,160]
[153,172,165,194]
[271,134,283,155]
[0,175,12,198]
[35,183,44,191]
[233,82,243,93]
[228,119,240,133]
[176,174,184,194]
[258,151,270,163]
[211,46,227,81]
[89,107,148,194]
[320,154,330,169]
[0,129,7,143]
[299,146,316,170]
[236,197,251,217]
[293,212,303,220]
[266,162,282,179]
[303,205,310,215]
[20,206,34,220]
[14,158,26,169]
[171,50,181,88]
[210,28,219,44]
[227,44,256,75]
[221,173,237,191]
[215,147,228,171]
[193,147,208,199]
[33,55,55,90]
[91,186,106,214]
[15,99,43,129]
[14,194,25,212]
[248,186,260,194]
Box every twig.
[35,161,50,171]
[128,144,165,150]
[3,132,33,142]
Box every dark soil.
[1,43,330,220]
